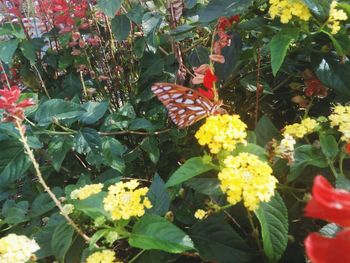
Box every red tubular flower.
[203,69,217,90]
[198,87,214,100]
[305,176,350,227]
[345,142,350,155]
[305,229,350,263]
[0,86,34,122]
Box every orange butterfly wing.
[151,82,218,128]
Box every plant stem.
[129,249,145,263]
[15,119,91,242]
[247,210,263,253]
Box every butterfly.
[151,82,227,128]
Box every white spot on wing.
[153,88,163,94]
[171,94,182,99]
[163,86,172,91]
[184,99,194,105]
[188,106,203,111]
[178,109,185,115]
[175,98,183,103]
[160,94,170,100]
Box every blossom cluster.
[70,183,103,200]
[327,1,348,34]
[269,0,311,23]
[103,180,152,220]
[0,234,40,263]
[195,114,247,154]
[194,209,207,220]
[86,250,122,263]
[218,153,278,211]
[329,105,350,141]
[273,134,296,164]
[0,86,34,123]
[283,117,317,138]
[304,176,350,263]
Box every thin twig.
[254,46,261,126]
[15,119,90,242]
[98,129,171,136]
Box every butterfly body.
[151,82,226,128]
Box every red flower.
[0,86,34,122]
[345,142,350,155]
[305,229,350,263]
[305,175,350,226]
[203,69,217,90]
[305,176,350,227]
[305,79,328,98]
[198,87,214,100]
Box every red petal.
[305,229,350,263]
[17,99,35,108]
[198,88,214,100]
[304,176,350,227]
[203,69,217,90]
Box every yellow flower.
[269,0,311,23]
[218,153,278,211]
[283,118,318,138]
[329,105,350,141]
[194,209,207,220]
[60,204,74,216]
[86,250,122,263]
[327,1,348,34]
[195,114,247,154]
[103,180,152,220]
[70,183,103,200]
[0,234,40,263]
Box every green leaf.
[80,101,108,125]
[320,134,338,160]
[188,46,209,68]
[133,38,146,58]
[185,178,222,196]
[51,222,74,261]
[269,28,299,76]
[31,193,56,218]
[288,145,328,181]
[231,143,268,161]
[147,174,170,216]
[255,192,288,263]
[48,136,73,172]
[97,0,122,17]
[336,176,350,191]
[0,141,31,187]
[0,39,20,64]
[35,99,86,125]
[311,53,350,99]
[129,215,195,253]
[303,0,331,21]
[255,116,282,147]
[111,15,131,41]
[72,192,108,219]
[126,4,146,24]
[75,128,103,166]
[102,137,126,173]
[140,137,160,164]
[142,12,162,47]
[215,31,242,81]
[129,118,154,131]
[2,200,29,224]
[20,39,45,63]
[199,0,253,23]
[166,157,217,187]
[190,216,255,263]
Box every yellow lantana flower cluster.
[269,0,311,23]
[195,114,247,154]
[283,117,318,138]
[327,1,348,34]
[86,250,122,263]
[0,234,40,263]
[218,153,278,211]
[70,183,103,200]
[329,105,350,141]
[103,180,152,220]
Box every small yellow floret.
[329,105,350,141]
[195,114,247,154]
[327,1,348,34]
[268,0,311,23]
[103,180,152,220]
[194,209,207,220]
[70,183,103,200]
[218,153,278,211]
[283,118,317,138]
[0,234,40,263]
[86,250,122,263]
